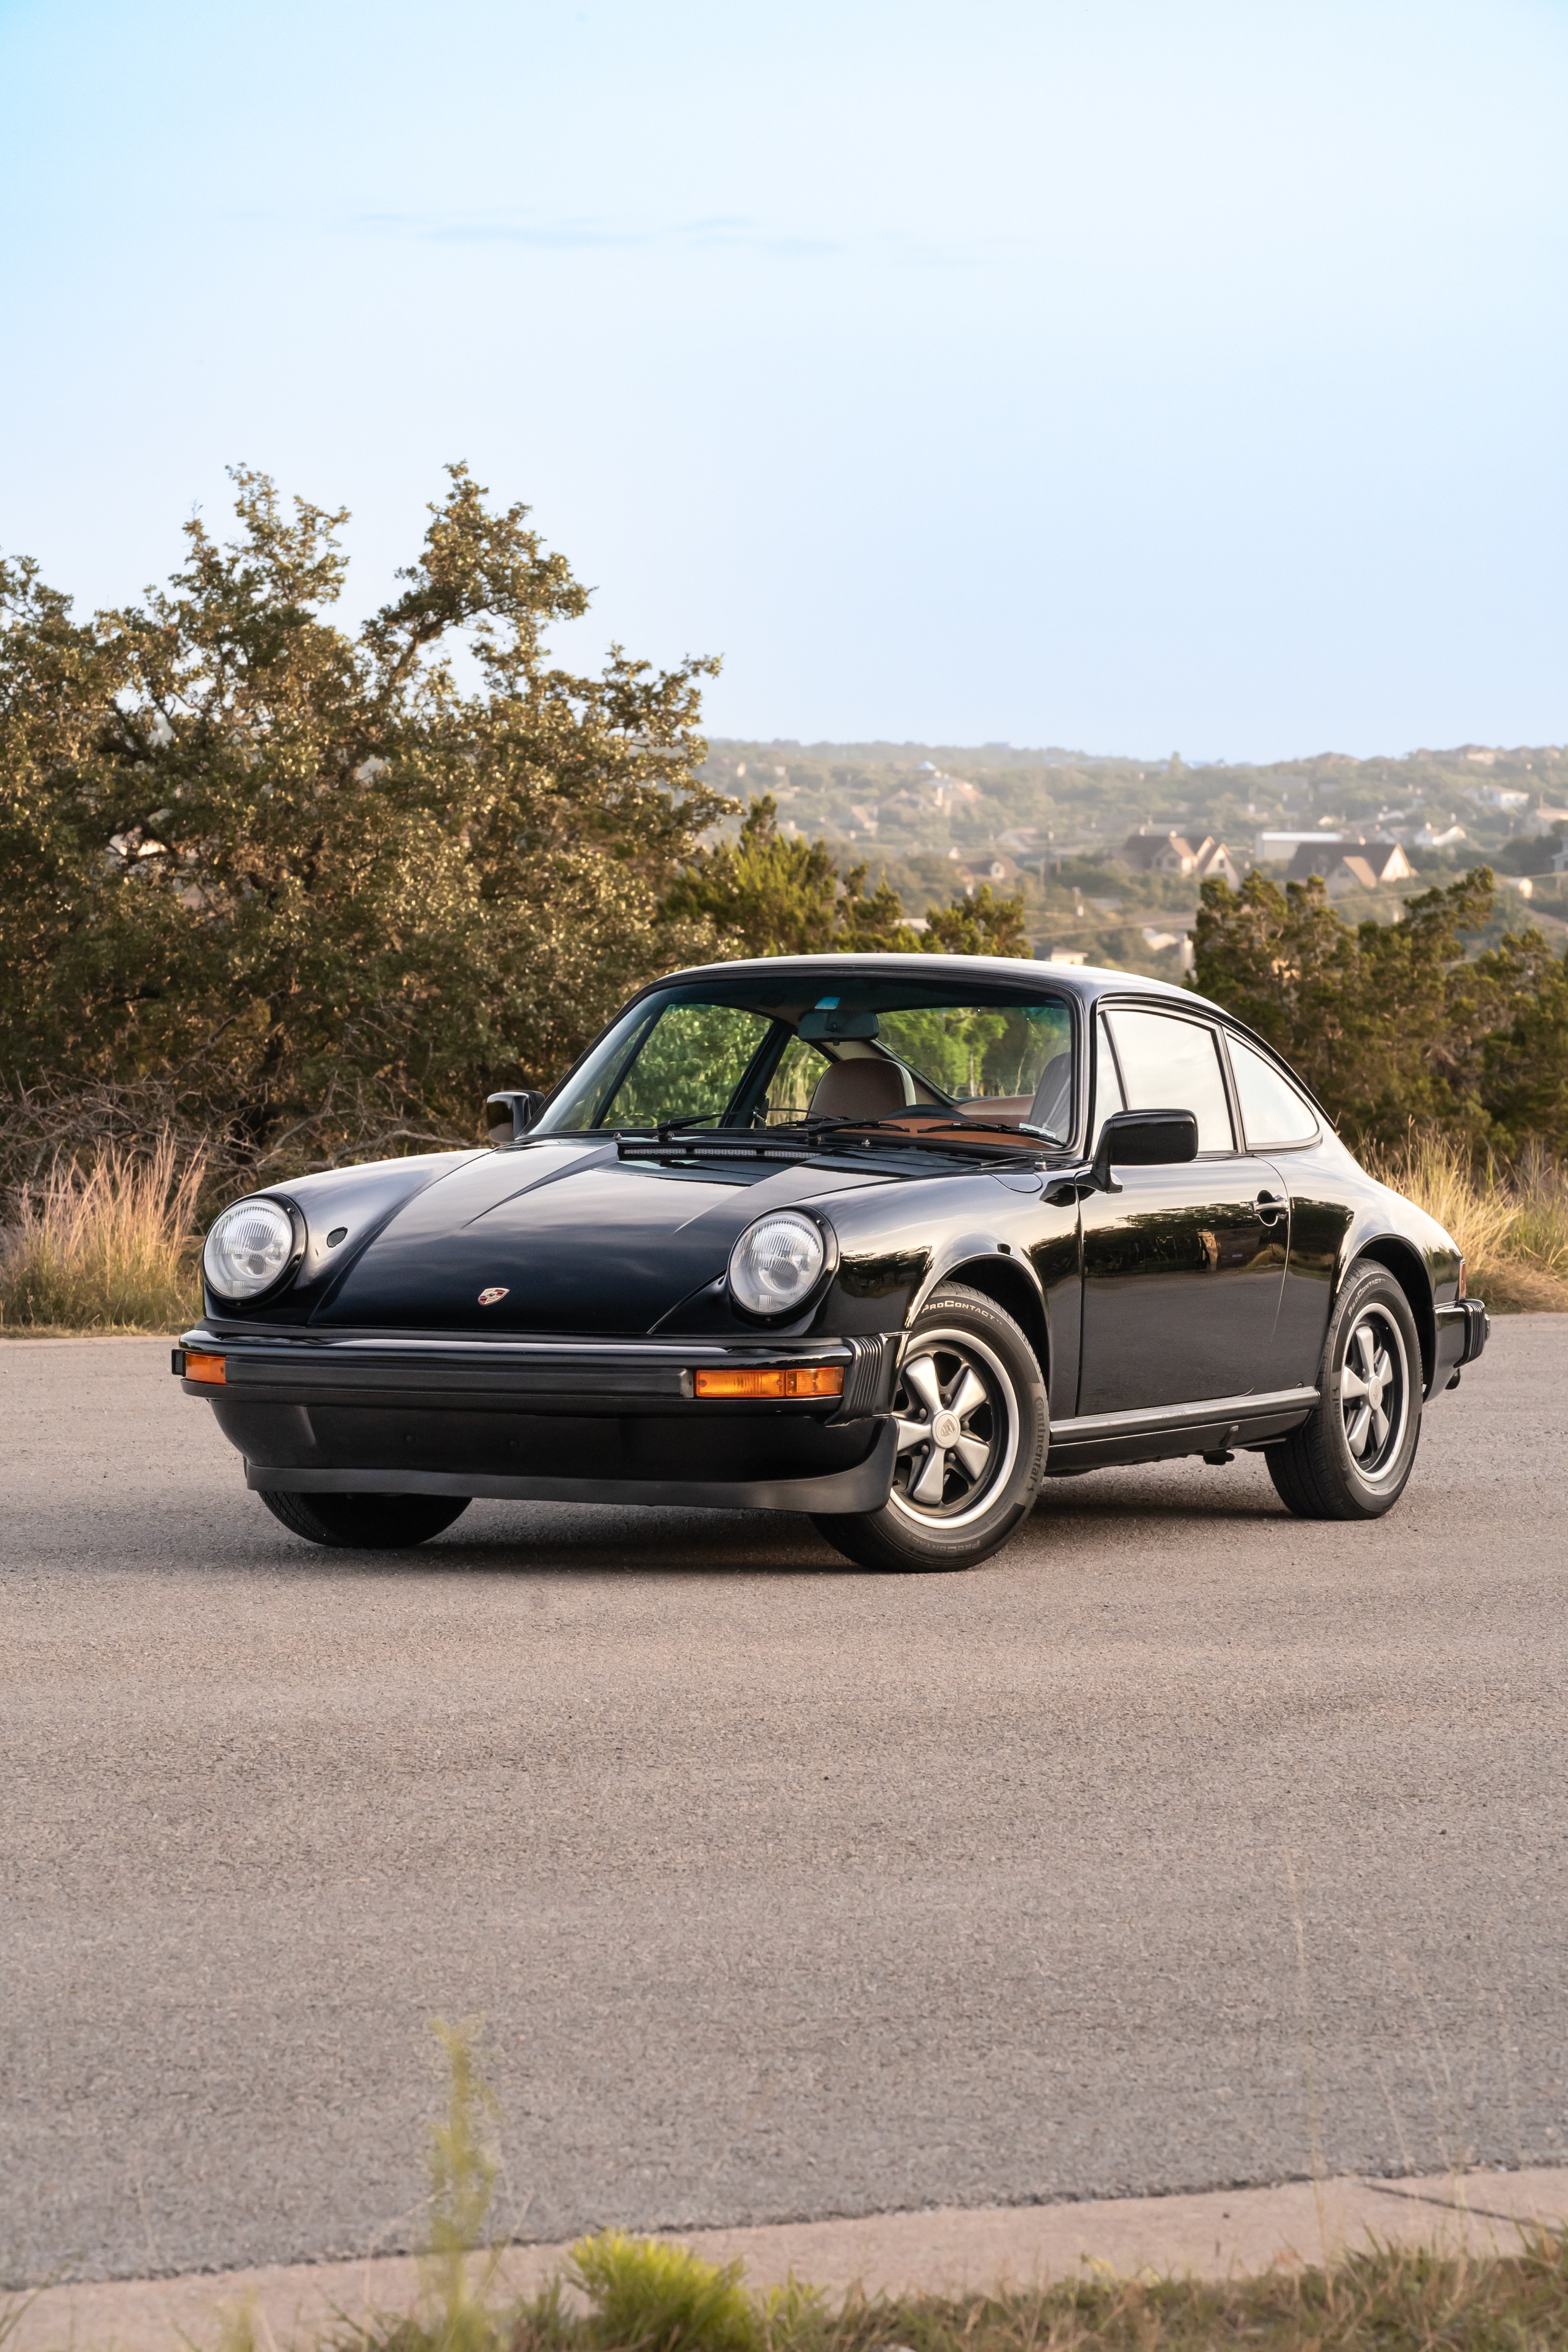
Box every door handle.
[1255,1190,1287,1225]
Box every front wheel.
[1266,1262,1423,1520]
[811,1284,1047,1572]
[258,1490,472,1548]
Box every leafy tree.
[666,794,1028,961]
[1478,937,1568,1155]
[0,466,727,1172]
[1193,865,1568,1151]
[921,881,1029,958]
[663,795,914,953]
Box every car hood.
[309,1140,897,1334]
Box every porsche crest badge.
[477,1287,509,1306]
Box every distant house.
[1414,823,1467,848]
[1117,830,1241,887]
[1118,830,1203,876]
[952,854,1021,896]
[912,765,981,814]
[1141,926,1196,970]
[1256,830,1346,863]
[1283,838,1415,894]
[1193,840,1242,887]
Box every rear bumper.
[176,1328,900,1516]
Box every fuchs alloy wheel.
[811,1284,1047,1572]
[1266,1262,1423,1521]
[257,1491,471,1548]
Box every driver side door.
[1076,1004,1290,1414]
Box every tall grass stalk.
[421,2019,507,2352]
[0,1131,205,1332]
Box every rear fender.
[1345,1233,1438,1395]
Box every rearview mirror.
[486,1089,543,1145]
[1090,1108,1199,1192]
[798,1007,880,1043]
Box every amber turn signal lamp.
[185,1351,227,1386]
[693,1364,843,1399]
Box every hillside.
[703,740,1568,980]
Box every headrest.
[807,1057,908,1121]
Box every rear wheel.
[1266,1262,1423,1520]
[811,1284,1047,1572]
[258,1490,471,1548]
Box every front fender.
[202,1149,488,1327]
[810,1170,1077,1408]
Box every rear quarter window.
[1228,1035,1320,1147]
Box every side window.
[1104,1007,1235,1154]
[1228,1035,1319,1147]
[1091,1011,1126,1150]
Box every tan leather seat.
[807,1056,908,1121]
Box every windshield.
[534,974,1075,1141]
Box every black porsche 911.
[175,953,1489,1571]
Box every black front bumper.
[176,1329,901,1515]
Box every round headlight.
[203,1197,297,1302]
[728,1210,827,1317]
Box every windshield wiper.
[799,1112,967,1138]
[655,1112,727,1142]
[605,1112,726,1142]
[774,1108,1044,1158]
[799,1107,1048,1141]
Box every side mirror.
[486,1089,543,1145]
[1089,1108,1199,1192]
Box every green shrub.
[569,2233,757,2352]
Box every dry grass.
[0,1132,205,1333]
[1370,1134,1568,1312]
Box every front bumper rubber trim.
[243,1416,898,1517]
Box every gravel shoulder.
[3,1325,1565,2285]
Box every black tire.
[1266,1261,1423,1521]
[257,1490,472,1548]
[811,1283,1047,1572]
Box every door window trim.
[1095,995,1242,1160]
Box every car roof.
[644,950,1229,1021]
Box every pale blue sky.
[1,0,1563,759]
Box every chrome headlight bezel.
[202,1194,306,1307]
[726,1208,837,1321]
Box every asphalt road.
[3,1325,1565,2287]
